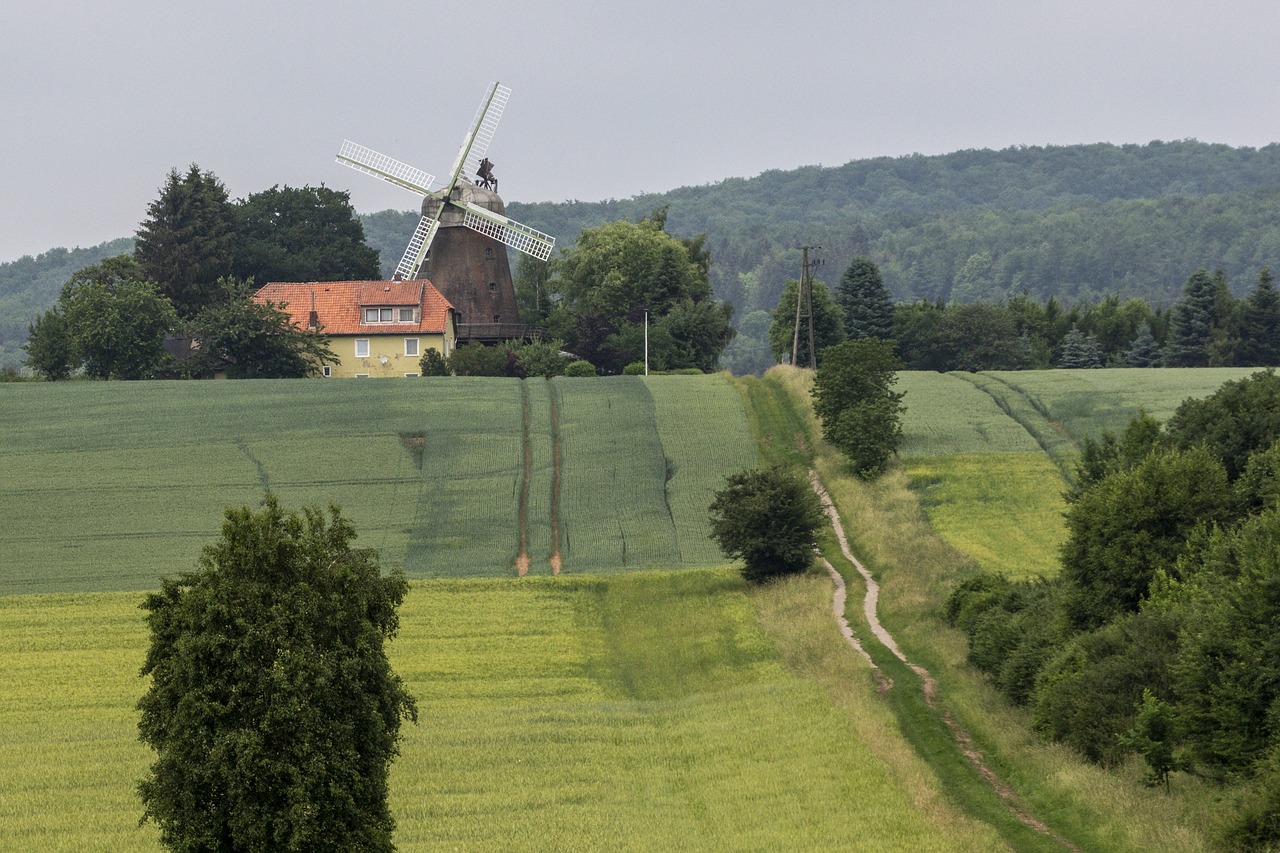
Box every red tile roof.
[253,280,455,336]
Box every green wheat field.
[0,368,1259,850]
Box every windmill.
[336,82,554,338]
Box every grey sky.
[4,0,1279,262]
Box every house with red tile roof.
[253,279,457,378]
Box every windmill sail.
[336,141,434,195]
[461,203,555,262]
[336,81,552,285]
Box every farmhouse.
[253,279,457,378]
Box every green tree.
[135,165,237,319]
[418,348,448,376]
[1165,369,1280,480]
[1237,267,1280,366]
[708,467,826,583]
[549,219,731,373]
[1174,508,1280,774]
[22,307,73,380]
[835,257,894,340]
[767,279,845,367]
[1163,267,1219,367]
[1056,324,1103,368]
[137,496,416,852]
[811,339,906,478]
[513,339,568,378]
[1124,322,1163,367]
[58,257,179,380]
[1060,447,1233,630]
[231,185,380,287]
[446,341,511,376]
[189,285,337,378]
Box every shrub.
[708,466,825,583]
[563,360,596,377]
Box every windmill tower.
[336,82,554,341]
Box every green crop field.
[896,368,1260,577]
[0,375,756,593]
[0,573,1002,852]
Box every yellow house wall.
[325,332,451,378]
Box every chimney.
[307,291,319,330]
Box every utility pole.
[791,246,821,369]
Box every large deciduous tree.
[137,496,416,853]
[231,185,381,287]
[767,278,844,367]
[188,283,338,378]
[27,255,180,380]
[547,218,733,373]
[810,338,906,478]
[135,165,237,319]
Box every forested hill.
[5,140,1280,372]
[505,140,1280,315]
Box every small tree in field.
[137,496,417,852]
[708,467,826,583]
[811,338,905,478]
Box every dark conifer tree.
[1237,267,1280,366]
[135,165,236,319]
[1124,322,1163,367]
[1057,324,1104,368]
[835,257,895,340]
[1164,268,1219,367]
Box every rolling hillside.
[0,374,756,595]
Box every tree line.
[22,165,379,380]
[947,371,1280,850]
[721,256,1280,375]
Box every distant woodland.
[6,139,1280,373]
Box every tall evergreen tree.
[135,165,236,319]
[835,256,894,340]
[1237,267,1280,366]
[1057,324,1103,368]
[1164,267,1219,367]
[1124,322,1163,367]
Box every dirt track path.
[808,471,1080,852]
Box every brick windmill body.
[337,82,554,343]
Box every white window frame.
[399,307,415,323]
[363,308,379,323]
[354,373,370,379]
[404,373,419,378]
[322,365,332,377]
[404,338,420,358]
[355,339,370,358]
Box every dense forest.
[6,140,1280,372]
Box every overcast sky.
[4,0,1280,262]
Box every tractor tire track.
[515,383,532,576]
[547,382,563,574]
[808,470,1080,852]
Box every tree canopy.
[137,496,416,852]
[811,338,906,478]
[708,466,826,583]
[231,185,381,287]
[135,165,236,319]
[545,217,733,373]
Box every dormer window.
[363,307,417,324]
